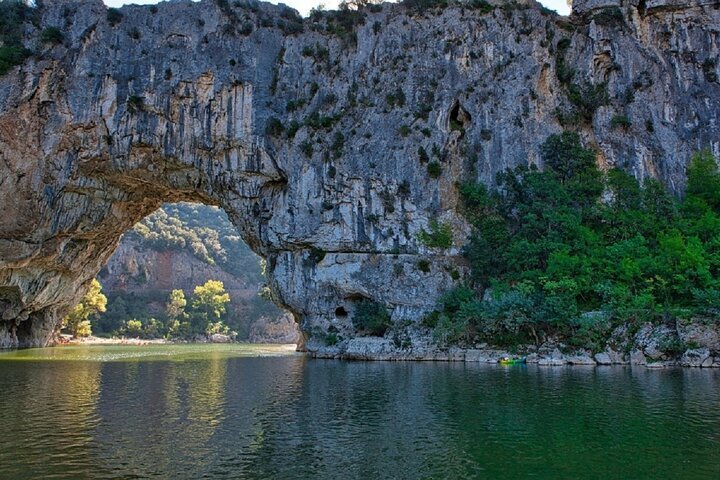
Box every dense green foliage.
[62,279,107,338]
[39,27,63,45]
[0,0,34,75]
[127,203,262,281]
[96,280,235,340]
[418,219,453,249]
[435,134,720,349]
[352,301,391,336]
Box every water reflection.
[0,360,102,479]
[0,348,718,479]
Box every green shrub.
[239,21,253,35]
[0,45,29,75]
[40,27,64,44]
[330,131,344,157]
[555,38,575,85]
[386,88,405,108]
[265,117,284,136]
[286,98,305,112]
[299,140,313,157]
[352,300,391,336]
[449,118,464,132]
[567,81,608,123]
[422,310,441,328]
[417,260,431,273]
[418,146,429,163]
[308,5,363,46]
[305,112,337,130]
[324,332,339,346]
[418,219,453,249]
[127,95,144,113]
[610,114,631,129]
[539,131,598,182]
[427,161,442,178]
[107,8,123,27]
[0,0,34,75]
[286,120,301,138]
[658,337,687,357]
[398,125,411,137]
[468,0,494,14]
[592,6,624,26]
[401,0,449,14]
[702,58,718,83]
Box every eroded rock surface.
[0,0,718,351]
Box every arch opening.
[87,202,299,345]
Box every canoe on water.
[498,357,526,365]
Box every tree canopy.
[433,137,720,350]
[62,279,107,338]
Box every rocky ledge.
[309,319,720,367]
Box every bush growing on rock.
[0,0,35,76]
[427,161,442,178]
[40,27,64,45]
[107,8,123,27]
[418,219,453,249]
[352,300,391,336]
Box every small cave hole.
[335,306,348,318]
[448,100,471,132]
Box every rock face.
[102,239,257,300]
[0,0,718,350]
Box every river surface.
[0,344,718,479]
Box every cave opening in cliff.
[448,100,471,132]
[93,202,299,346]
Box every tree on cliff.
[62,279,107,338]
[189,280,230,335]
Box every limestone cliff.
[0,0,718,351]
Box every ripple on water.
[0,349,718,479]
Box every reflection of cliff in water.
[1,355,719,478]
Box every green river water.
[0,344,718,479]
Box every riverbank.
[58,333,241,346]
[310,338,719,368]
[306,320,720,368]
[59,335,171,346]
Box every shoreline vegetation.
[56,335,293,347]
[309,134,720,367]
[61,278,248,343]
[430,136,720,352]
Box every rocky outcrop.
[311,320,720,367]
[0,0,718,350]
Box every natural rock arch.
[0,0,718,351]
